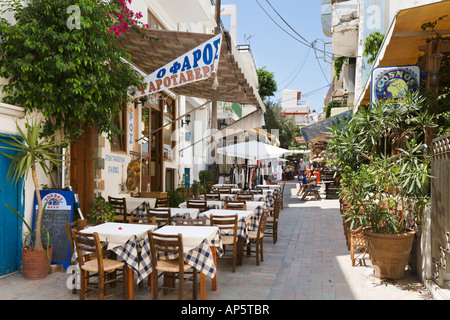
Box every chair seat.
[156,260,193,273]
[221,235,237,245]
[81,258,125,273]
[247,230,263,240]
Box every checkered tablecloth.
[128,201,149,219]
[138,229,224,282]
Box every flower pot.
[21,245,52,280]
[364,229,415,280]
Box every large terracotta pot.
[364,229,415,280]
[21,245,52,280]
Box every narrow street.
[0,181,431,301]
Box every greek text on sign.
[131,34,222,98]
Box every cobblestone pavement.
[0,181,432,301]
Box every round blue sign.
[374,67,419,103]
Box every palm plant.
[0,118,67,251]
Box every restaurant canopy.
[300,110,352,143]
[118,28,265,111]
[356,1,450,107]
[216,140,292,160]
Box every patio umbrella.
[216,140,292,160]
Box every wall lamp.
[181,114,191,127]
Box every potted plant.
[328,92,434,279]
[88,196,116,224]
[0,118,67,279]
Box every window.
[111,104,126,152]
[148,10,165,30]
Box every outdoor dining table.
[78,222,157,300]
[179,200,224,210]
[256,184,280,190]
[149,225,224,300]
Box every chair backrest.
[216,187,232,194]
[65,219,87,258]
[147,207,171,226]
[72,230,104,270]
[148,231,184,270]
[210,214,238,241]
[204,193,220,200]
[256,185,269,189]
[256,209,270,236]
[175,217,207,226]
[249,189,262,194]
[224,200,246,210]
[236,194,253,201]
[108,196,127,223]
[186,199,208,212]
[155,196,170,208]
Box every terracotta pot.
[21,245,52,280]
[364,229,415,280]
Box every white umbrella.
[217,140,292,160]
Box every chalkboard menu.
[33,190,74,269]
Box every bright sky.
[220,0,332,113]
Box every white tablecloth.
[153,226,220,253]
[81,222,156,250]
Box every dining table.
[179,200,224,210]
[147,225,224,300]
[78,222,157,299]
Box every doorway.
[70,124,95,216]
[0,135,23,276]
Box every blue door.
[0,135,23,276]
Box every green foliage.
[0,118,67,250]
[263,101,297,149]
[325,100,347,118]
[168,189,187,208]
[329,91,434,234]
[0,0,144,142]
[199,170,212,192]
[88,196,116,224]
[363,31,384,64]
[257,66,277,101]
[333,56,348,80]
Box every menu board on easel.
[33,190,74,269]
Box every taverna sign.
[370,65,420,104]
[130,33,222,99]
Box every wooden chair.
[186,199,208,212]
[204,192,220,200]
[108,196,128,223]
[350,226,369,266]
[129,215,157,225]
[65,219,88,294]
[249,189,262,195]
[210,214,238,273]
[72,230,130,300]
[155,196,170,208]
[146,207,171,227]
[246,209,269,265]
[224,200,246,210]
[279,183,286,209]
[236,194,254,201]
[265,195,281,244]
[216,187,232,194]
[175,217,207,225]
[148,231,197,300]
